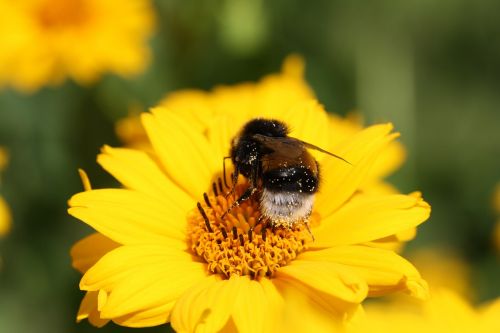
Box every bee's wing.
[252,134,351,164]
[252,134,305,158]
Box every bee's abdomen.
[262,167,318,194]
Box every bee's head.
[230,119,289,178]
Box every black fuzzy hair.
[240,118,289,138]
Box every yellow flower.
[70,121,430,330]
[409,248,471,298]
[493,183,500,252]
[70,59,430,331]
[348,288,500,333]
[0,0,155,93]
[0,147,11,236]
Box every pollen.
[187,181,311,279]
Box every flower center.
[187,181,311,278]
[36,0,89,29]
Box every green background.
[1,1,499,332]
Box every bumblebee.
[223,118,349,227]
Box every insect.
[222,118,350,228]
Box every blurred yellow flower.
[494,184,500,211]
[0,0,155,93]
[493,183,500,251]
[0,148,11,236]
[116,55,315,149]
[69,58,430,330]
[409,248,471,298]
[348,288,500,333]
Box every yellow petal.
[171,275,240,333]
[76,291,109,328]
[280,292,340,333]
[80,245,207,321]
[299,245,429,299]
[219,279,284,333]
[70,233,120,274]
[206,114,241,163]
[313,193,430,247]
[97,145,194,212]
[80,244,200,291]
[273,278,362,330]
[97,289,107,311]
[112,300,176,327]
[100,261,206,320]
[315,123,398,218]
[78,168,92,191]
[362,139,406,184]
[359,180,400,195]
[211,84,257,122]
[231,276,276,333]
[159,89,214,132]
[259,279,285,331]
[256,64,315,119]
[275,260,368,304]
[328,112,363,147]
[141,109,218,199]
[395,226,417,242]
[68,189,187,244]
[283,100,331,161]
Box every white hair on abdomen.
[260,189,314,227]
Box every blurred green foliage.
[0,0,499,332]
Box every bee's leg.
[221,186,256,219]
[225,169,239,199]
[253,214,268,229]
[305,220,315,242]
